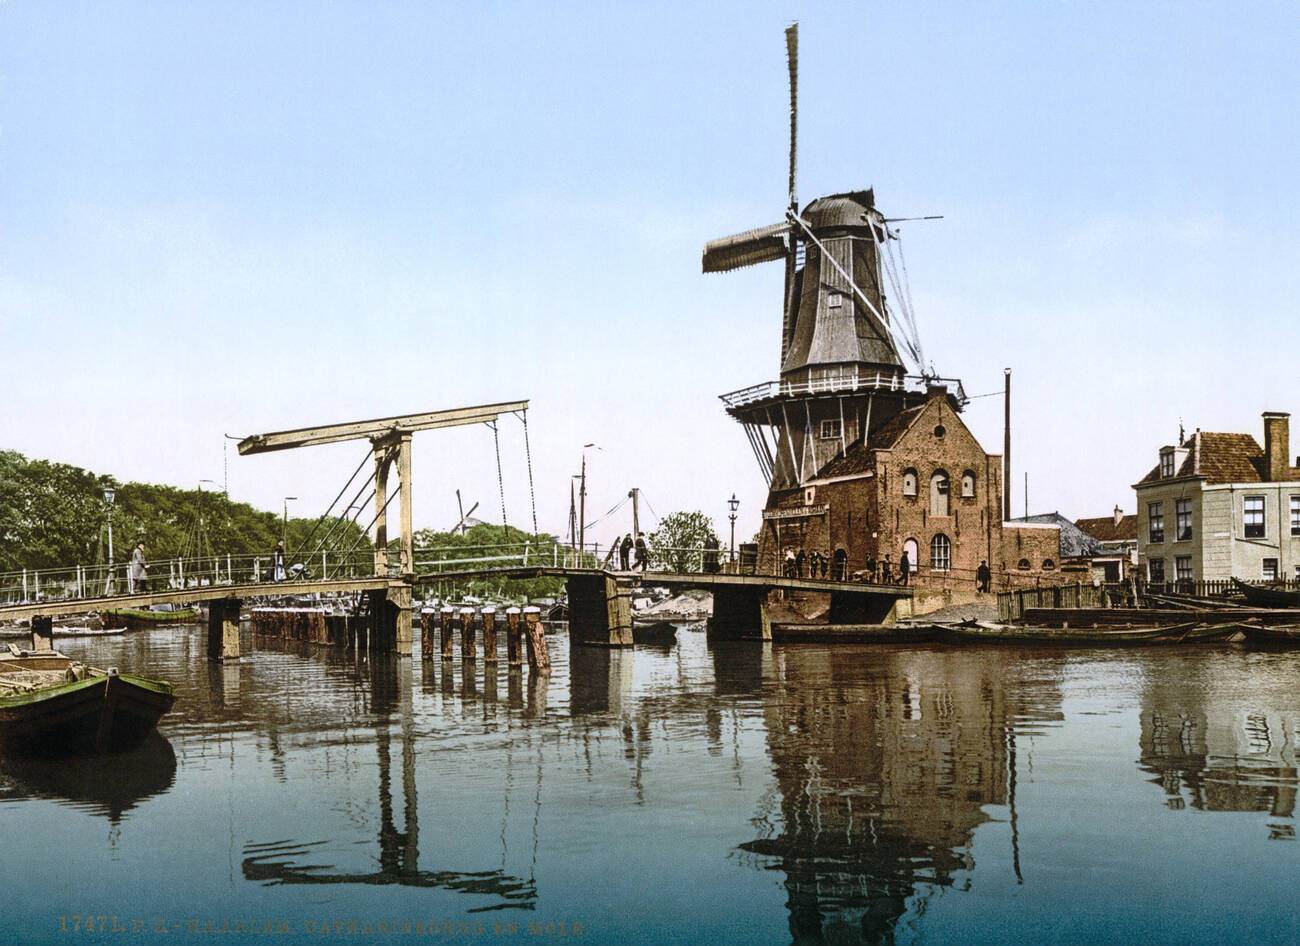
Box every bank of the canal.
[1,624,1297,945]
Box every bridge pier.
[482,607,498,662]
[505,607,523,666]
[206,598,241,661]
[523,607,551,674]
[565,574,634,647]
[707,586,772,642]
[30,615,54,652]
[439,607,454,660]
[460,607,476,661]
[366,584,412,656]
[828,590,899,626]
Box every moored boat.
[772,622,941,644]
[1239,623,1300,646]
[1231,577,1300,609]
[943,621,1204,646]
[0,648,176,755]
[101,605,199,630]
[632,620,679,645]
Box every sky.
[2,1,1297,550]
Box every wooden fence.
[997,583,1105,622]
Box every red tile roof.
[1075,515,1138,542]
[813,405,926,479]
[1136,431,1300,486]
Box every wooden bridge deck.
[414,565,912,598]
[0,577,395,622]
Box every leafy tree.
[648,511,719,573]
[413,522,566,601]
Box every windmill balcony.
[719,371,967,411]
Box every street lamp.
[282,496,297,545]
[728,493,740,564]
[103,487,116,595]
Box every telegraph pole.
[1003,368,1012,521]
[629,487,641,540]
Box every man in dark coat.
[619,534,633,571]
[634,533,648,571]
[898,549,911,586]
[977,560,992,593]
[881,555,892,584]
[794,548,806,579]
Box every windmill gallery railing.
[719,372,969,410]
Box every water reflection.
[738,647,1065,946]
[0,732,176,825]
[1138,654,1299,831]
[241,654,538,911]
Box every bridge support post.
[707,586,772,642]
[439,607,454,660]
[523,607,551,674]
[482,608,498,662]
[420,609,436,661]
[30,615,54,652]
[391,584,413,657]
[505,607,523,666]
[206,599,241,661]
[828,591,897,626]
[460,607,476,661]
[565,574,633,646]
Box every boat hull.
[1241,624,1300,646]
[101,608,199,630]
[942,622,1204,646]
[0,673,175,755]
[1231,578,1300,608]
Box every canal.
[2,626,1297,945]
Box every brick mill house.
[1135,412,1300,583]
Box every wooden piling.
[482,607,498,662]
[523,606,550,675]
[460,607,476,661]
[30,615,53,653]
[440,606,454,660]
[505,607,523,667]
[420,608,437,661]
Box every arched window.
[930,534,951,572]
[902,468,918,497]
[1043,558,1056,570]
[961,470,976,498]
[930,470,950,517]
[902,537,919,574]
[1018,558,1031,570]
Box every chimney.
[1113,505,1123,526]
[1263,412,1290,481]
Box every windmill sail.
[702,223,790,273]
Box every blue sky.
[2,1,1297,547]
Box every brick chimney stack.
[1262,412,1290,481]
[1113,505,1123,526]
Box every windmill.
[452,489,481,535]
[708,23,964,496]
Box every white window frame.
[1244,496,1265,539]
[818,419,842,440]
[1175,556,1192,582]
[1175,499,1193,542]
[930,534,951,572]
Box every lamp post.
[282,496,297,545]
[728,493,739,565]
[103,487,116,595]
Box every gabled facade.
[1134,412,1300,583]
[1076,506,1139,582]
[758,390,1059,590]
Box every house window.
[1017,558,1030,570]
[933,425,946,439]
[1148,558,1165,583]
[1148,502,1164,544]
[902,468,918,497]
[1042,558,1055,570]
[1244,496,1265,539]
[961,471,976,498]
[1263,558,1279,581]
[804,486,816,505]
[930,534,951,572]
[1175,499,1192,541]
[1291,496,1300,536]
[1175,556,1192,582]
[1160,450,1175,477]
[827,291,843,308]
[930,471,950,517]
[819,419,842,440]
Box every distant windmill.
[452,489,481,535]
[708,23,960,494]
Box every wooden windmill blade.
[782,21,800,366]
[701,222,790,273]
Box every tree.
[414,522,566,600]
[648,511,719,573]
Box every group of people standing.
[617,533,648,571]
[782,547,849,581]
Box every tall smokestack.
[1263,412,1290,481]
[1003,368,1012,521]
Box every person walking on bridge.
[273,541,287,582]
[634,533,648,571]
[976,560,992,594]
[898,548,911,586]
[619,534,633,571]
[130,542,148,594]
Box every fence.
[997,583,1107,622]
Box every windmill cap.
[802,190,877,230]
